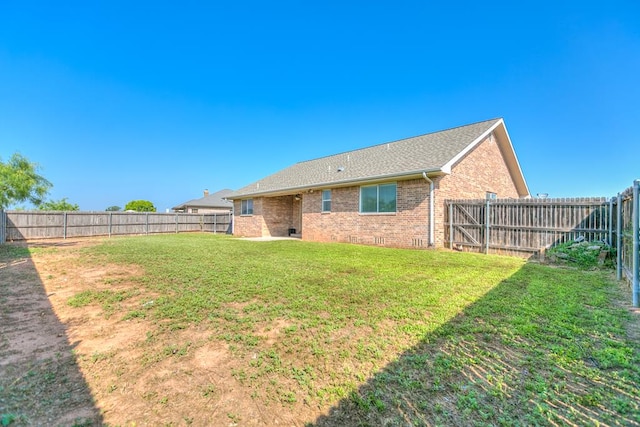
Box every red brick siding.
[433,134,519,246]
[262,196,296,237]
[302,180,431,248]
[232,199,264,237]
[233,196,299,237]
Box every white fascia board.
[499,120,530,197]
[440,119,503,174]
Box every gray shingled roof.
[228,118,504,198]
[173,189,234,210]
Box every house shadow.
[0,242,103,425]
[309,263,639,426]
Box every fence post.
[617,193,623,281]
[608,197,613,246]
[175,213,178,234]
[0,210,5,244]
[485,198,490,254]
[214,214,217,234]
[63,212,67,239]
[633,180,639,307]
[448,203,453,249]
[108,212,112,238]
[145,213,149,235]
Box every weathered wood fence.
[446,197,610,256]
[0,211,232,242]
[446,179,639,307]
[613,180,639,306]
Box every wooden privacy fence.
[0,211,232,242]
[612,180,639,306]
[446,197,610,256]
[446,179,639,307]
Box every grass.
[67,233,639,425]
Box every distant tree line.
[1,152,156,213]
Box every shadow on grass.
[311,263,640,426]
[0,243,103,426]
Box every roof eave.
[441,118,529,197]
[226,168,446,199]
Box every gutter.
[422,172,435,246]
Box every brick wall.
[433,133,520,246]
[262,195,296,237]
[302,179,431,248]
[233,196,299,237]
[232,199,264,237]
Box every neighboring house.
[226,118,529,248]
[172,189,234,213]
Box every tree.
[105,205,121,212]
[39,198,79,211]
[0,153,52,209]
[124,200,156,212]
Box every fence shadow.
[0,242,103,425]
[310,264,639,426]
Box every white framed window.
[322,189,331,212]
[360,183,396,213]
[241,199,253,215]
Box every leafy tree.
[39,198,79,211]
[105,205,121,212]
[0,153,52,209]
[125,200,156,212]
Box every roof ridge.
[294,117,502,165]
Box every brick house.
[226,118,529,248]
[172,189,234,213]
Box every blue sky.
[1,1,639,211]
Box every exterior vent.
[412,238,425,247]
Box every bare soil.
[0,239,323,426]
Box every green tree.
[39,198,79,211]
[105,205,121,212]
[0,153,52,209]
[125,200,156,212]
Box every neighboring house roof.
[227,118,529,199]
[173,189,234,211]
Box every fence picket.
[1,211,232,241]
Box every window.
[322,189,331,212]
[360,183,396,213]
[191,208,198,214]
[241,199,253,215]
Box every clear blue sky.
[1,1,639,211]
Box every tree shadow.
[310,263,640,426]
[0,242,103,425]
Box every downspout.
[422,172,435,247]
[229,199,235,235]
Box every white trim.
[359,182,397,214]
[321,189,332,212]
[499,120,530,196]
[441,119,503,174]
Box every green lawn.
[71,234,639,425]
